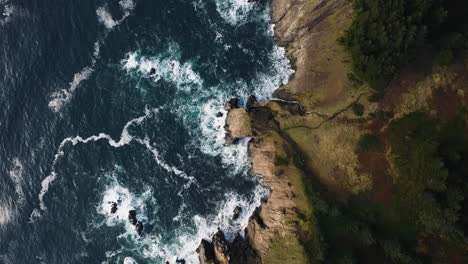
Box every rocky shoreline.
[198,97,298,264]
[198,0,352,263]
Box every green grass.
[267,232,309,264]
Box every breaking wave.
[32,107,197,218]
[48,0,136,112]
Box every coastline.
[198,0,355,263]
[198,0,468,263]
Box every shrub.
[347,72,364,87]
[357,133,380,151]
[274,156,289,167]
[352,103,365,116]
[435,49,454,65]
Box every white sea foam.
[215,0,255,25]
[113,4,294,261]
[99,181,268,264]
[119,0,135,12]
[48,66,93,112]
[97,0,135,30]
[0,204,14,226]
[96,6,117,30]
[140,182,269,263]
[33,107,196,217]
[0,0,15,26]
[122,50,203,93]
[49,1,135,112]
[253,44,294,100]
[123,257,137,264]
[0,159,26,226]
[198,98,251,174]
[97,180,149,230]
[8,158,25,205]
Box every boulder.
[197,231,261,264]
[136,221,143,236]
[128,210,137,225]
[149,68,156,75]
[197,240,216,264]
[246,95,258,111]
[224,98,239,111]
[233,206,242,220]
[111,202,118,214]
[212,232,230,264]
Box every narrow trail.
[282,92,371,131]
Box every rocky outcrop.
[200,1,355,263]
[245,133,296,258]
[225,108,252,144]
[197,231,260,264]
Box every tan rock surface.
[246,133,296,260]
[226,108,252,141]
[271,0,356,113]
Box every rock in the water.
[128,210,137,225]
[216,112,224,118]
[197,231,261,264]
[233,206,242,220]
[136,221,143,236]
[175,259,186,264]
[246,95,257,111]
[111,202,118,214]
[149,68,156,75]
[225,98,239,110]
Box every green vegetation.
[388,111,467,242]
[267,232,310,264]
[339,0,468,96]
[351,103,365,116]
[357,133,380,151]
[274,155,289,167]
[294,111,468,263]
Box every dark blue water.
[0,0,292,263]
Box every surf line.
[31,107,197,220]
[48,0,136,112]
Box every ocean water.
[0,0,292,263]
